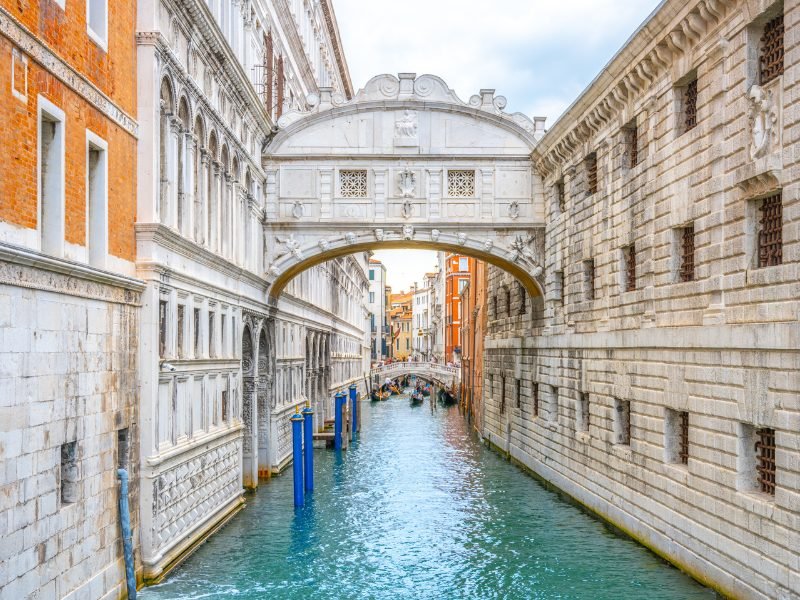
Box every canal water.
[141,390,718,600]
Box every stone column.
[184,131,196,238]
[198,150,209,246]
[168,117,181,229]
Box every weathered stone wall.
[483,1,800,598]
[0,251,141,599]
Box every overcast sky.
[335,0,660,291]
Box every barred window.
[555,179,565,213]
[585,153,598,195]
[583,259,595,301]
[760,14,784,85]
[615,399,631,446]
[515,379,522,409]
[500,375,506,414]
[680,225,695,282]
[624,121,639,168]
[757,193,782,267]
[756,427,776,495]
[578,393,589,433]
[678,411,690,465]
[533,382,539,417]
[447,170,475,197]
[340,170,368,198]
[683,78,698,133]
[624,245,636,292]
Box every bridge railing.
[370,361,460,383]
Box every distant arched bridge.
[370,362,460,388]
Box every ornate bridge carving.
[263,73,548,299]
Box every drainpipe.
[117,469,136,600]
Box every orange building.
[0,1,137,266]
[460,260,488,432]
[444,254,472,363]
[0,2,140,598]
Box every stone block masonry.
[481,0,800,598]
[0,248,143,599]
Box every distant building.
[389,290,413,360]
[367,259,389,362]
[445,254,472,364]
[412,272,437,360]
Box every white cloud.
[334,0,658,122]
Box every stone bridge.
[370,361,460,388]
[262,73,548,299]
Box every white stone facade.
[135,0,365,583]
[367,259,388,362]
[482,1,800,598]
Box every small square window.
[447,170,475,197]
[60,442,78,506]
[665,409,689,465]
[623,245,636,292]
[585,153,598,195]
[614,399,631,446]
[339,170,367,198]
[623,120,639,168]
[532,382,539,418]
[515,379,522,409]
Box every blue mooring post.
[302,404,314,492]
[334,391,345,451]
[290,412,304,507]
[349,384,358,442]
[116,469,136,600]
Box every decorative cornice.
[318,0,353,99]
[0,8,138,137]
[533,0,738,178]
[0,242,143,305]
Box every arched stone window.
[159,77,175,225]
[207,131,218,250]
[177,97,190,235]
[193,115,205,244]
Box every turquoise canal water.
[141,392,718,600]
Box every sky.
[334,0,661,291]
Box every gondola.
[421,384,431,397]
[410,391,424,405]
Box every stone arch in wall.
[241,323,257,488]
[256,322,274,479]
[262,73,549,301]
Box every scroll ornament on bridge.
[509,233,543,276]
[278,234,303,260]
[402,225,415,240]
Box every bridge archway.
[262,73,548,300]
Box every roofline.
[319,0,354,99]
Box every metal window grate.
[684,78,698,132]
[760,14,784,85]
[556,179,565,213]
[533,382,539,417]
[622,400,631,445]
[276,56,285,118]
[627,125,639,168]
[678,411,689,465]
[680,226,695,282]
[758,193,782,267]
[584,259,595,300]
[580,393,590,432]
[586,153,598,195]
[500,375,506,414]
[515,379,522,409]
[625,245,636,292]
[755,427,776,495]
